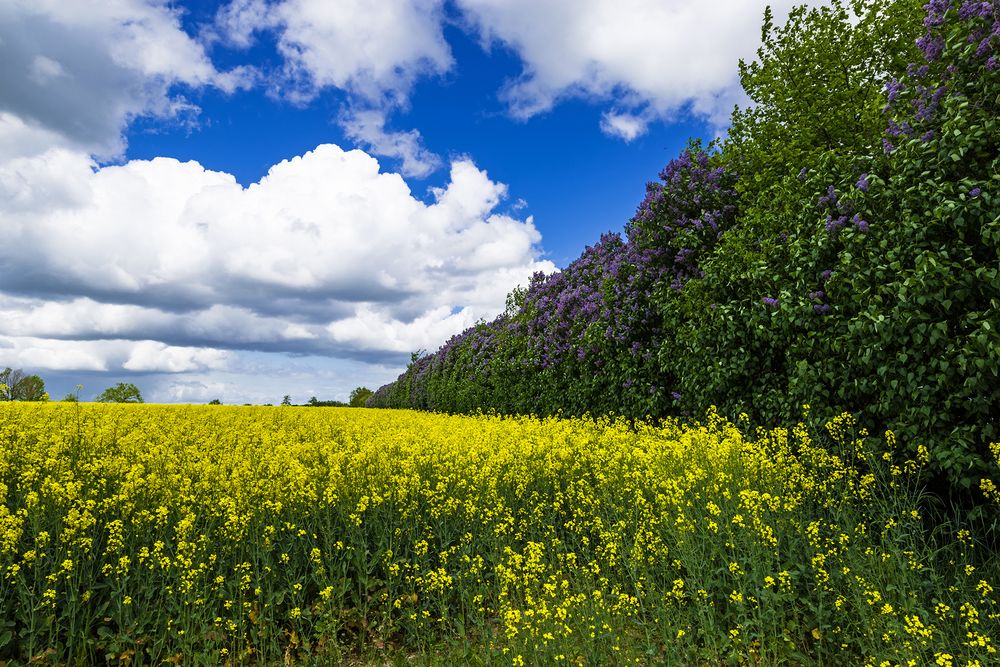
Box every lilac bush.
[369,144,738,418]
[368,0,1000,506]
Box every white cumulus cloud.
[599,111,649,142]
[0,0,249,160]
[340,108,441,178]
[0,335,231,374]
[214,0,451,174]
[123,342,232,373]
[455,0,803,133]
[271,0,451,105]
[0,137,554,374]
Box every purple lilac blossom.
[885,78,904,106]
[959,2,992,20]
[826,215,849,232]
[817,185,838,208]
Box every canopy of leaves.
[96,382,144,404]
[349,387,374,408]
[0,368,47,402]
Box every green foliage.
[0,368,48,402]
[670,0,999,492]
[728,0,924,206]
[349,387,374,407]
[96,382,144,404]
[823,50,1000,486]
[306,396,349,407]
[61,385,83,403]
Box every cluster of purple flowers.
[369,146,739,414]
[958,0,999,65]
[816,184,869,235]
[519,234,623,369]
[630,146,738,289]
[808,290,832,315]
[885,0,1000,142]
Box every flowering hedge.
[681,0,1000,491]
[370,0,999,497]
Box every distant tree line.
[0,371,378,409]
[306,397,348,407]
[299,387,373,408]
[245,388,374,408]
[0,370,147,404]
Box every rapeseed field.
[0,402,997,664]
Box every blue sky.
[0,0,800,404]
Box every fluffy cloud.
[340,108,441,178]
[215,1,794,163]
[271,0,451,105]
[456,0,802,136]
[123,342,232,373]
[599,111,649,142]
[214,0,274,49]
[0,335,231,374]
[0,140,554,374]
[225,0,802,142]
[0,0,550,389]
[215,0,452,104]
[214,0,451,174]
[0,0,247,160]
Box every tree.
[17,375,47,401]
[281,395,292,406]
[0,368,48,401]
[208,399,222,405]
[349,386,374,407]
[96,382,144,403]
[0,368,25,401]
[305,396,348,407]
